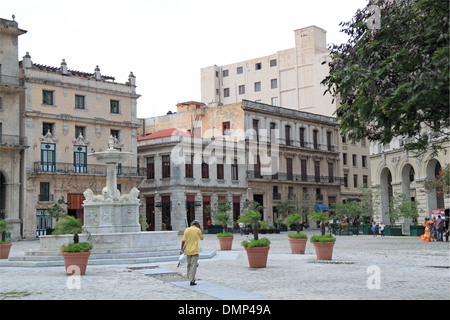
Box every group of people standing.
[420,215,446,242]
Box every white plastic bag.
[177,253,186,267]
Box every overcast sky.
[3,0,368,118]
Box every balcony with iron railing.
[38,194,54,202]
[247,171,344,184]
[246,137,339,152]
[32,162,146,177]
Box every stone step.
[0,249,216,268]
[10,249,180,262]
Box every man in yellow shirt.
[180,220,204,285]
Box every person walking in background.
[379,222,385,237]
[372,222,377,237]
[180,220,204,286]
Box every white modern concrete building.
[201,26,334,117]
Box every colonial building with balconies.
[137,128,247,232]
[242,100,342,223]
[139,100,343,228]
[19,54,143,238]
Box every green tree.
[0,219,12,243]
[276,199,295,219]
[48,197,68,222]
[322,0,449,155]
[331,200,364,222]
[53,215,84,244]
[332,186,380,224]
[238,209,262,241]
[285,213,303,233]
[210,199,232,232]
[309,211,332,236]
[389,192,420,224]
[424,164,450,197]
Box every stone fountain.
[28,137,182,265]
[82,136,141,234]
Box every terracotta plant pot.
[0,243,12,259]
[62,251,91,275]
[312,241,335,260]
[244,246,270,268]
[218,236,233,250]
[289,238,307,254]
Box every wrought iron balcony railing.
[247,171,343,184]
[32,162,146,177]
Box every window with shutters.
[162,155,170,178]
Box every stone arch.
[379,167,393,223]
[399,163,417,225]
[400,162,417,198]
[426,159,445,213]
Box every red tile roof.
[138,128,192,141]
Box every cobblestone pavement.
[0,230,449,300]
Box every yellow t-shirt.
[182,226,204,255]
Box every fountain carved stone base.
[37,231,179,256]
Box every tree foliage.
[424,163,450,196]
[388,192,420,224]
[210,199,232,232]
[238,209,262,240]
[322,0,449,154]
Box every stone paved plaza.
[0,229,449,301]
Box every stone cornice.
[23,76,141,99]
[23,111,141,128]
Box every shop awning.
[315,204,329,212]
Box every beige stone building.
[370,137,449,232]
[0,17,28,240]
[139,100,343,228]
[19,54,143,239]
[200,25,370,205]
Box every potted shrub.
[274,217,283,234]
[0,219,12,259]
[238,208,270,268]
[259,221,268,234]
[309,211,336,260]
[285,213,308,254]
[211,200,233,250]
[139,213,149,231]
[310,234,336,260]
[53,216,93,275]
